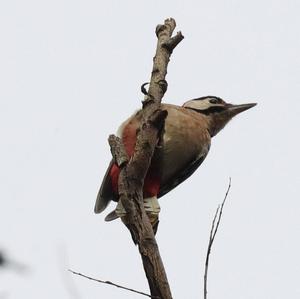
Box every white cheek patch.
[183,99,223,111]
[184,99,211,110]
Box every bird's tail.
[94,160,115,214]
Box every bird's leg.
[143,196,160,215]
[115,200,127,218]
[143,196,160,234]
[116,196,160,218]
[115,196,160,234]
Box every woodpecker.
[95,96,256,233]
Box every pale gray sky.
[1,1,299,298]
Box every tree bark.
[108,18,183,299]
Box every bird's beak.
[226,103,257,117]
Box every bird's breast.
[160,105,211,183]
[117,104,211,184]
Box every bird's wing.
[94,160,115,213]
[158,153,208,198]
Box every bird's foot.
[143,196,160,215]
[114,196,160,218]
[112,197,160,234]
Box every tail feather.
[104,210,119,221]
[95,160,160,234]
[94,160,114,214]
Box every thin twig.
[204,178,232,299]
[69,269,159,299]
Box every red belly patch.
[109,164,160,198]
[110,163,120,195]
[109,120,160,198]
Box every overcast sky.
[1,1,300,298]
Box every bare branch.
[204,178,232,299]
[146,18,183,105]
[107,18,183,299]
[69,269,159,299]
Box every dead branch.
[108,18,183,299]
[69,269,158,298]
[204,178,232,299]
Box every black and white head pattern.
[183,96,227,115]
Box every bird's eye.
[209,98,219,104]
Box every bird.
[95,96,256,233]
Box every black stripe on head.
[190,105,226,115]
[193,96,224,102]
[183,96,227,115]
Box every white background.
[1,1,299,298]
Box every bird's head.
[183,96,256,137]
